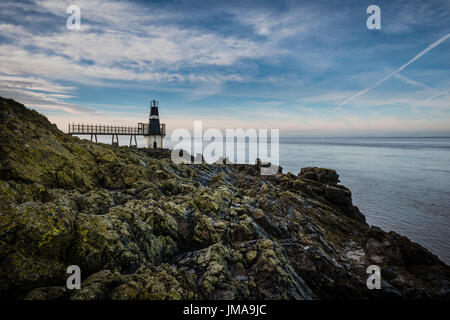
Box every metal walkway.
[68,123,166,147]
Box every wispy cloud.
[336,33,450,110]
[394,73,430,88]
[0,0,449,135]
[0,87,94,113]
[0,73,94,113]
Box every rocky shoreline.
[0,97,449,300]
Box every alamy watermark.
[170,121,280,175]
[66,265,81,289]
[66,5,81,30]
[366,5,381,30]
[366,265,381,289]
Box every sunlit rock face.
[0,97,449,300]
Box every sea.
[278,137,450,265]
[77,135,450,264]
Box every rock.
[110,281,143,300]
[296,167,366,223]
[299,167,339,184]
[324,185,351,205]
[0,96,449,300]
[24,286,68,300]
[69,269,122,300]
[192,213,221,247]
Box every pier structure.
[68,100,166,148]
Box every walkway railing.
[68,123,165,136]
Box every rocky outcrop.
[0,97,449,300]
[299,167,340,184]
[298,167,366,223]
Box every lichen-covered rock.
[1,97,449,300]
[68,269,122,300]
[69,212,178,274]
[192,213,221,247]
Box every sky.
[0,0,449,136]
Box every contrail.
[335,33,450,110]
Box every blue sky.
[0,0,449,136]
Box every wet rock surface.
[1,97,449,300]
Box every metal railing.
[68,123,166,136]
[136,123,166,136]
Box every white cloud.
[0,74,93,113]
[0,0,280,111]
[0,87,93,113]
[0,74,75,93]
[0,0,448,133]
[233,5,324,39]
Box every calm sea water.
[278,137,450,265]
[78,135,450,264]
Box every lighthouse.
[69,99,166,149]
[145,100,166,149]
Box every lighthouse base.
[145,135,164,149]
